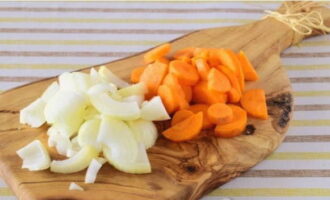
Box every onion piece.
[90,68,103,85]
[47,126,72,156]
[59,72,92,93]
[83,106,100,120]
[44,90,88,136]
[122,95,144,107]
[16,140,50,171]
[128,119,158,149]
[141,96,170,121]
[50,145,98,174]
[67,136,81,157]
[69,182,84,191]
[20,98,46,128]
[88,88,140,121]
[41,81,59,102]
[117,82,147,97]
[78,119,102,151]
[103,143,151,174]
[98,66,129,88]
[84,158,106,184]
[97,116,138,163]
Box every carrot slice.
[192,57,210,81]
[144,43,171,64]
[207,68,231,93]
[207,103,233,125]
[130,66,146,83]
[176,56,192,64]
[214,105,247,138]
[193,48,208,59]
[218,65,242,100]
[241,89,268,120]
[140,61,168,98]
[156,57,170,65]
[227,88,241,103]
[171,109,194,126]
[237,61,245,91]
[208,48,222,68]
[169,60,199,86]
[158,84,179,114]
[192,81,227,105]
[217,49,240,75]
[237,51,259,81]
[182,85,192,103]
[162,74,189,110]
[188,104,213,129]
[173,47,195,59]
[162,112,203,142]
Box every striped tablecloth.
[1,1,330,200]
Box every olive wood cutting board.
[0,2,330,200]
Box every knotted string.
[264,1,330,36]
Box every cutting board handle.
[272,1,330,49]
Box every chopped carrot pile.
[131,44,268,142]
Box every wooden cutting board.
[1,2,330,200]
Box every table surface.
[1,1,330,200]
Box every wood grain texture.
[0,3,329,200]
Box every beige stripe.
[293,91,330,97]
[243,170,330,177]
[0,64,85,69]
[0,51,132,57]
[292,120,330,126]
[285,64,330,70]
[0,76,43,82]
[290,77,330,83]
[209,188,330,197]
[0,7,264,13]
[284,135,330,142]
[0,28,190,34]
[300,41,330,47]
[0,188,13,196]
[268,152,330,160]
[0,17,252,24]
[282,52,330,58]
[0,40,161,46]
[294,104,330,111]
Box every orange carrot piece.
[207,68,231,93]
[171,109,194,126]
[130,66,146,83]
[144,43,171,64]
[237,51,259,81]
[192,81,227,105]
[218,65,242,95]
[227,88,241,103]
[173,47,195,59]
[192,57,210,81]
[237,59,245,91]
[214,105,247,138]
[158,84,179,114]
[208,48,222,68]
[207,103,233,125]
[240,89,268,120]
[169,60,199,86]
[162,74,189,110]
[162,112,203,142]
[182,85,192,102]
[176,56,192,64]
[156,57,170,65]
[188,104,214,129]
[217,49,240,75]
[140,61,168,98]
[193,48,208,59]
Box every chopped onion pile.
[17,66,170,185]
